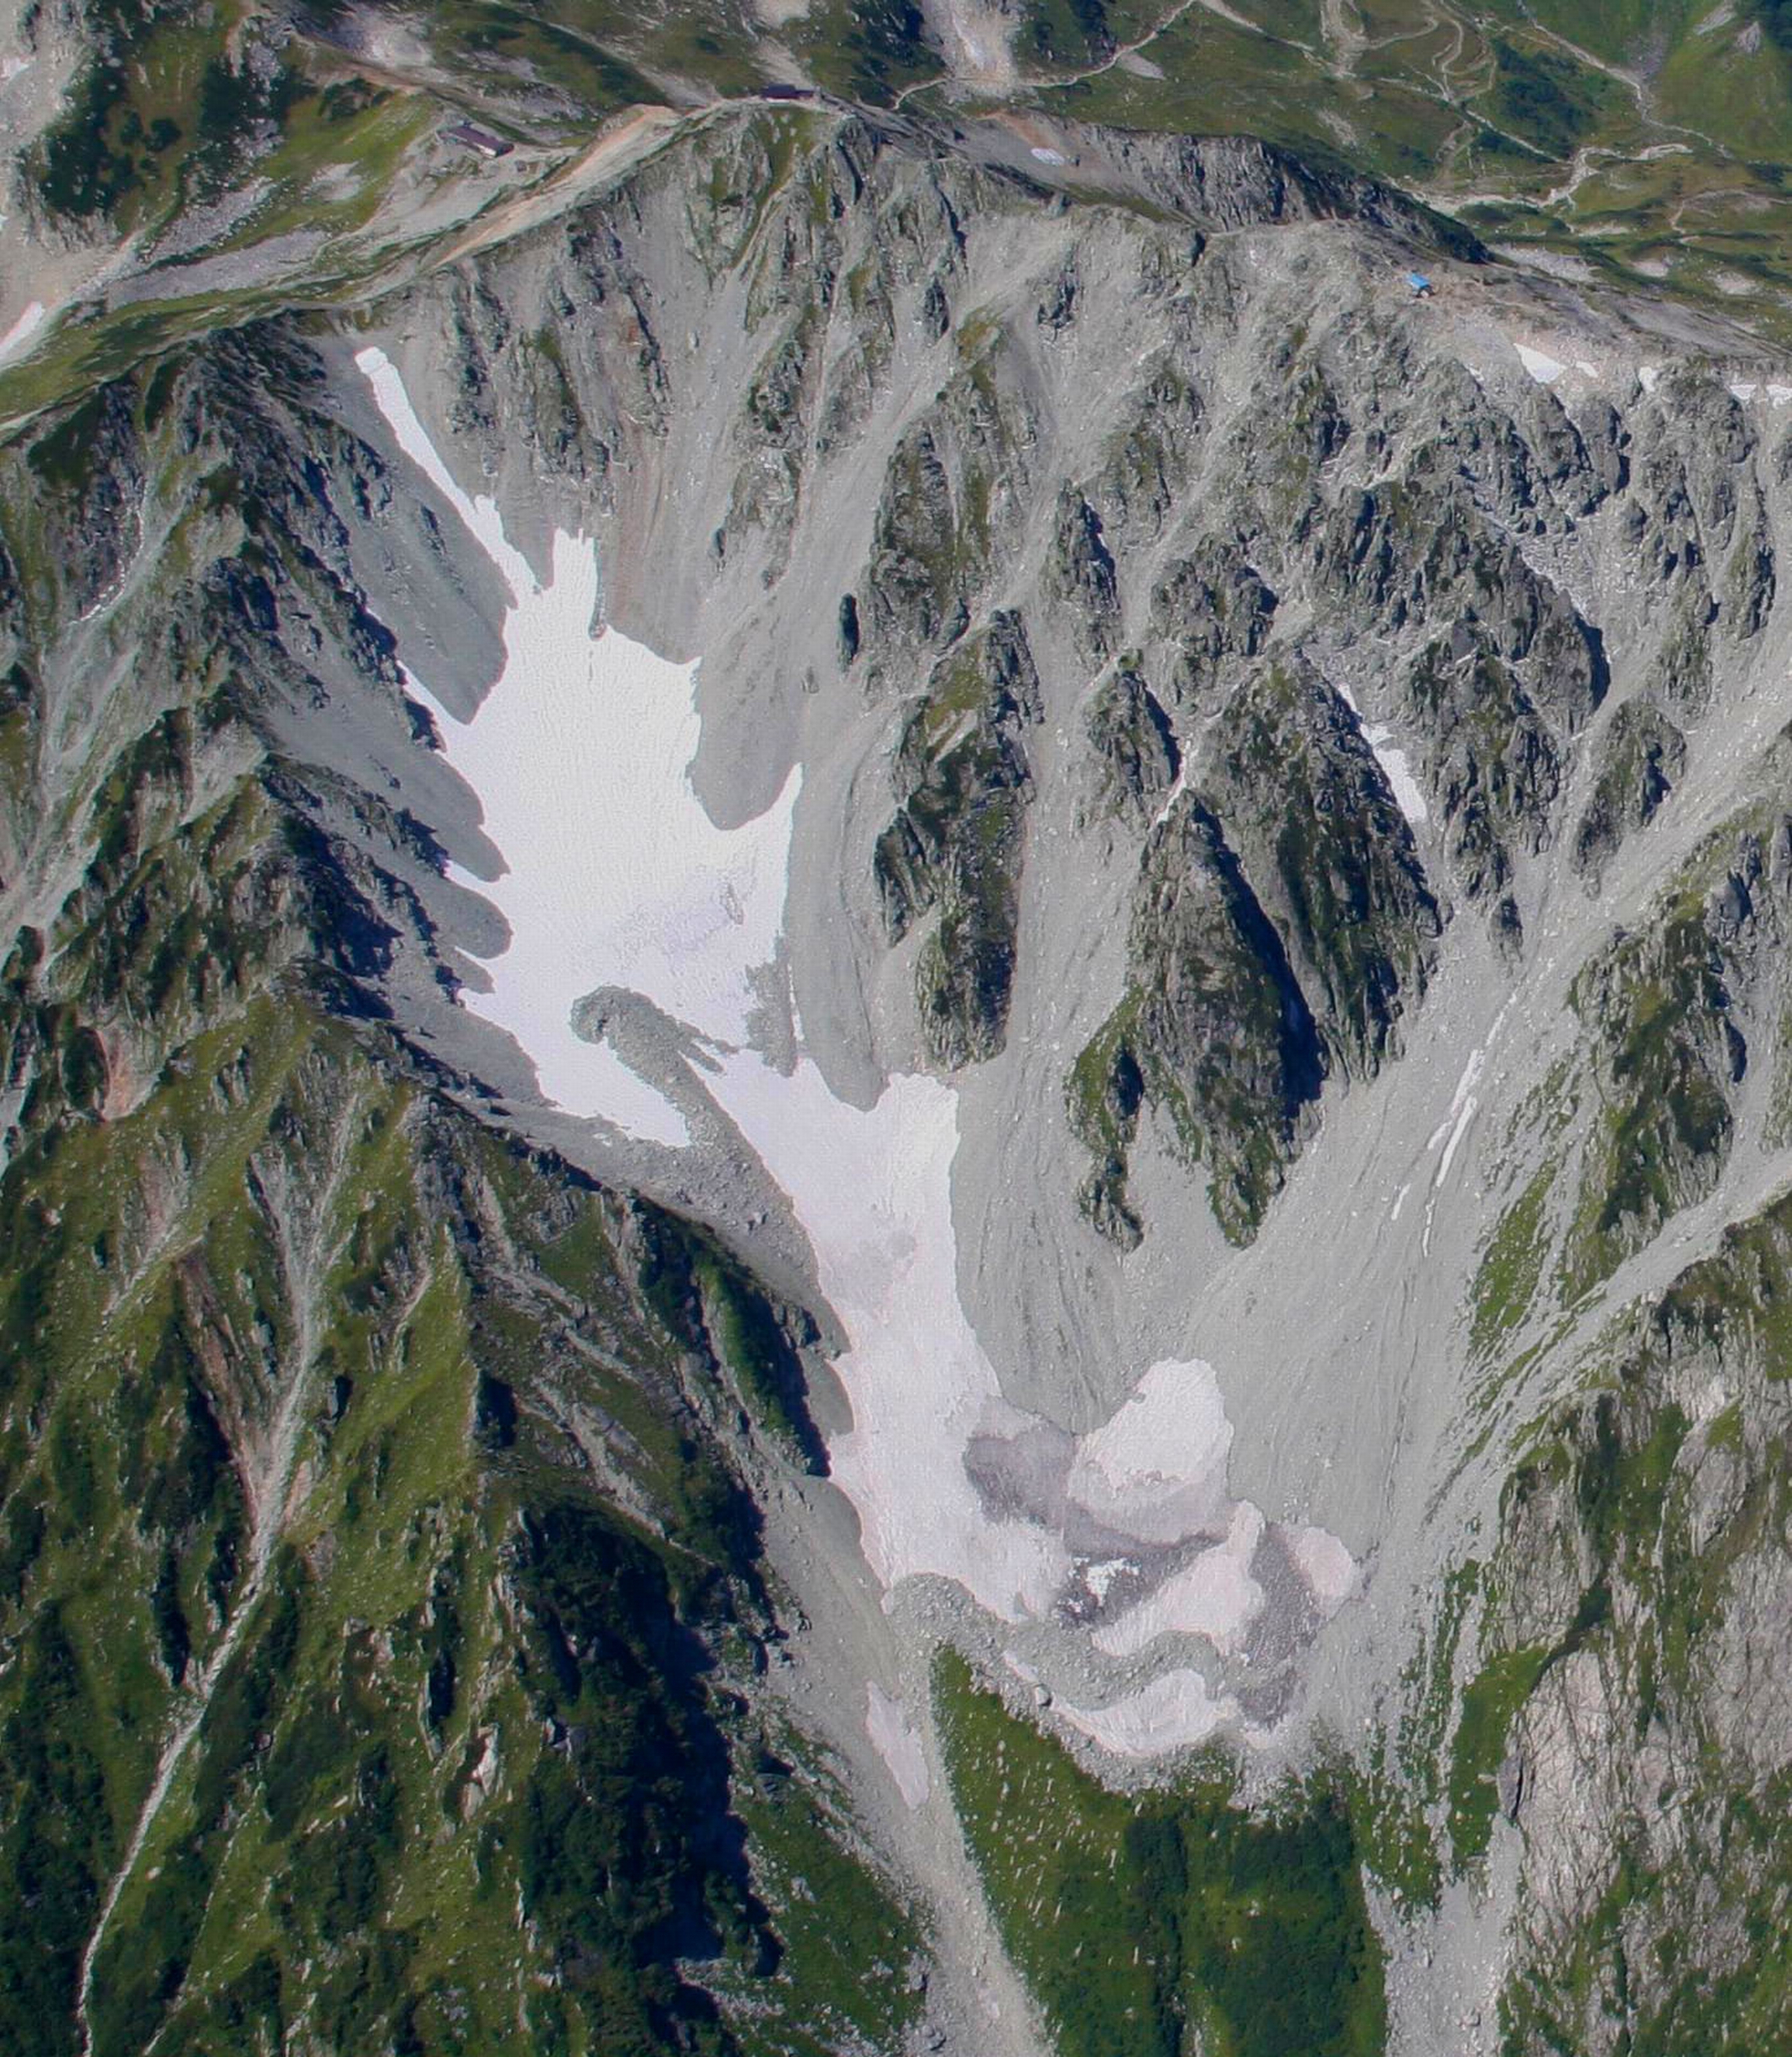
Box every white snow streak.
[1515,343,1565,384]
[1437,1090,1478,1187]
[1421,1020,1505,1253]
[1149,761,1189,831]
[1444,1043,1484,1130]
[356,347,533,592]
[1425,1043,1484,1246]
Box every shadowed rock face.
[14,94,1792,2057]
[1070,792,1328,1250]
[874,610,1041,1064]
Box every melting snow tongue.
[357,346,1360,1758]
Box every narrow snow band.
[1334,681,1428,825]
[355,346,536,597]
[1362,723,1429,825]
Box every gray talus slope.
[318,109,1792,2052]
[12,95,1792,2057]
[348,110,1792,2053]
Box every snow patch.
[358,347,1360,1753]
[1057,1670,1234,1756]
[1639,364,1660,392]
[358,345,807,1147]
[1730,380,1760,402]
[867,1684,930,1808]
[1515,343,1565,385]
[403,538,794,1144]
[1083,1556,1130,1604]
[1030,146,1067,166]
[1066,1359,1233,1545]
[1335,682,1428,825]
[1288,1525,1357,1609]
[1091,1503,1265,1660]
[1361,725,1428,825]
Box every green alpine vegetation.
[0,952,918,2057]
[936,1652,1386,2057]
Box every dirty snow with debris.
[867,1683,932,1808]
[1057,1669,1238,1754]
[1092,1504,1265,1659]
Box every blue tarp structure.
[1408,271,1432,295]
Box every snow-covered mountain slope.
[9,95,1792,2057]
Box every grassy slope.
[936,1651,1386,2057]
[0,843,921,2057]
[0,346,919,2057]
